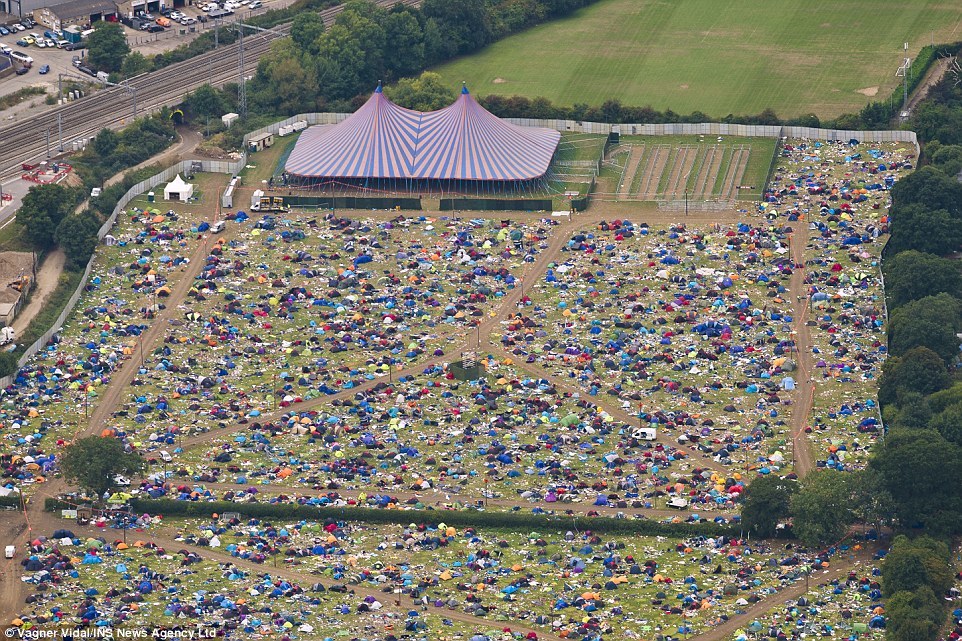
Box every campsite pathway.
[787,221,815,475]
[146,479,738,521]
[688,541,880,641]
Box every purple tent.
[285,85,560,183]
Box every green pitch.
[435,0,962,119]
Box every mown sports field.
[435,0,962,119]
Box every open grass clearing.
[434,0,962,119]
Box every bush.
[129,499,739,537]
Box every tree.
[290,11,325,54]
[55,210,101,269]
[868,429,962,534]
[885,587,943,641]
[386,72,455,111]
[789,471,856,548]
[382,10,424,79]
[252,41,320,115]
[929,144,962,179]
[60,436,144,499]
[849,468,896,533]
[878,347,950,407]
[925,382,962,414]
[0,351,18,378]
[16,183,77,249]
[883,250,962,308]
[314,24,374,100]
[889,293,962,361]
[891,393,932,430]
[926,401,962,446]
[187,84,225,120]
[120,51,151,78]
[91,127,120,158]
[87,22,131,73]
[739,474,797,538]
[882,535,953,596]
[887,204,962,256]
[891,165,962,217]
[421,0,490,57]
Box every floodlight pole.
[903,42,909,113]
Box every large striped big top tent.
[285,85,561,182]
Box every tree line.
[741,68,962,641]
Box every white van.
[632,426,656,441]
[210,221,225,233]
[667,497,689,509]
[9,51,32,67]
[159,450,172,462]
[5,545,15,559]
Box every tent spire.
[375,80,383,93]
[461,81,469,95]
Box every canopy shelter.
[164,175,194,202]
[284,85,561,193]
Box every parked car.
[15,66,28,75]
[249,1,262,8]
[146,24,165,32]
[16,38,30,47]
[0,45,11,55]
[0,26,9,36]
[39,64,49,74]
[65,42,85,51]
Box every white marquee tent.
[164,174,194,202]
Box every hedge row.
[126,499,741,538]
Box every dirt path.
[637,145,670,198]
[903,55,955,118]
[695,145,723,198]
[486,343,732,475]
[668,145,699,197]
[160,479,737,520]
[721,147,750,200]
[689,543,879,641]
[617,144,645,198]
[787,223,815,475]
[11,248,64,336]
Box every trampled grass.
[434,0,962,119]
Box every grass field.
[435,0,962,119]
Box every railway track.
[0,0,419,179]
